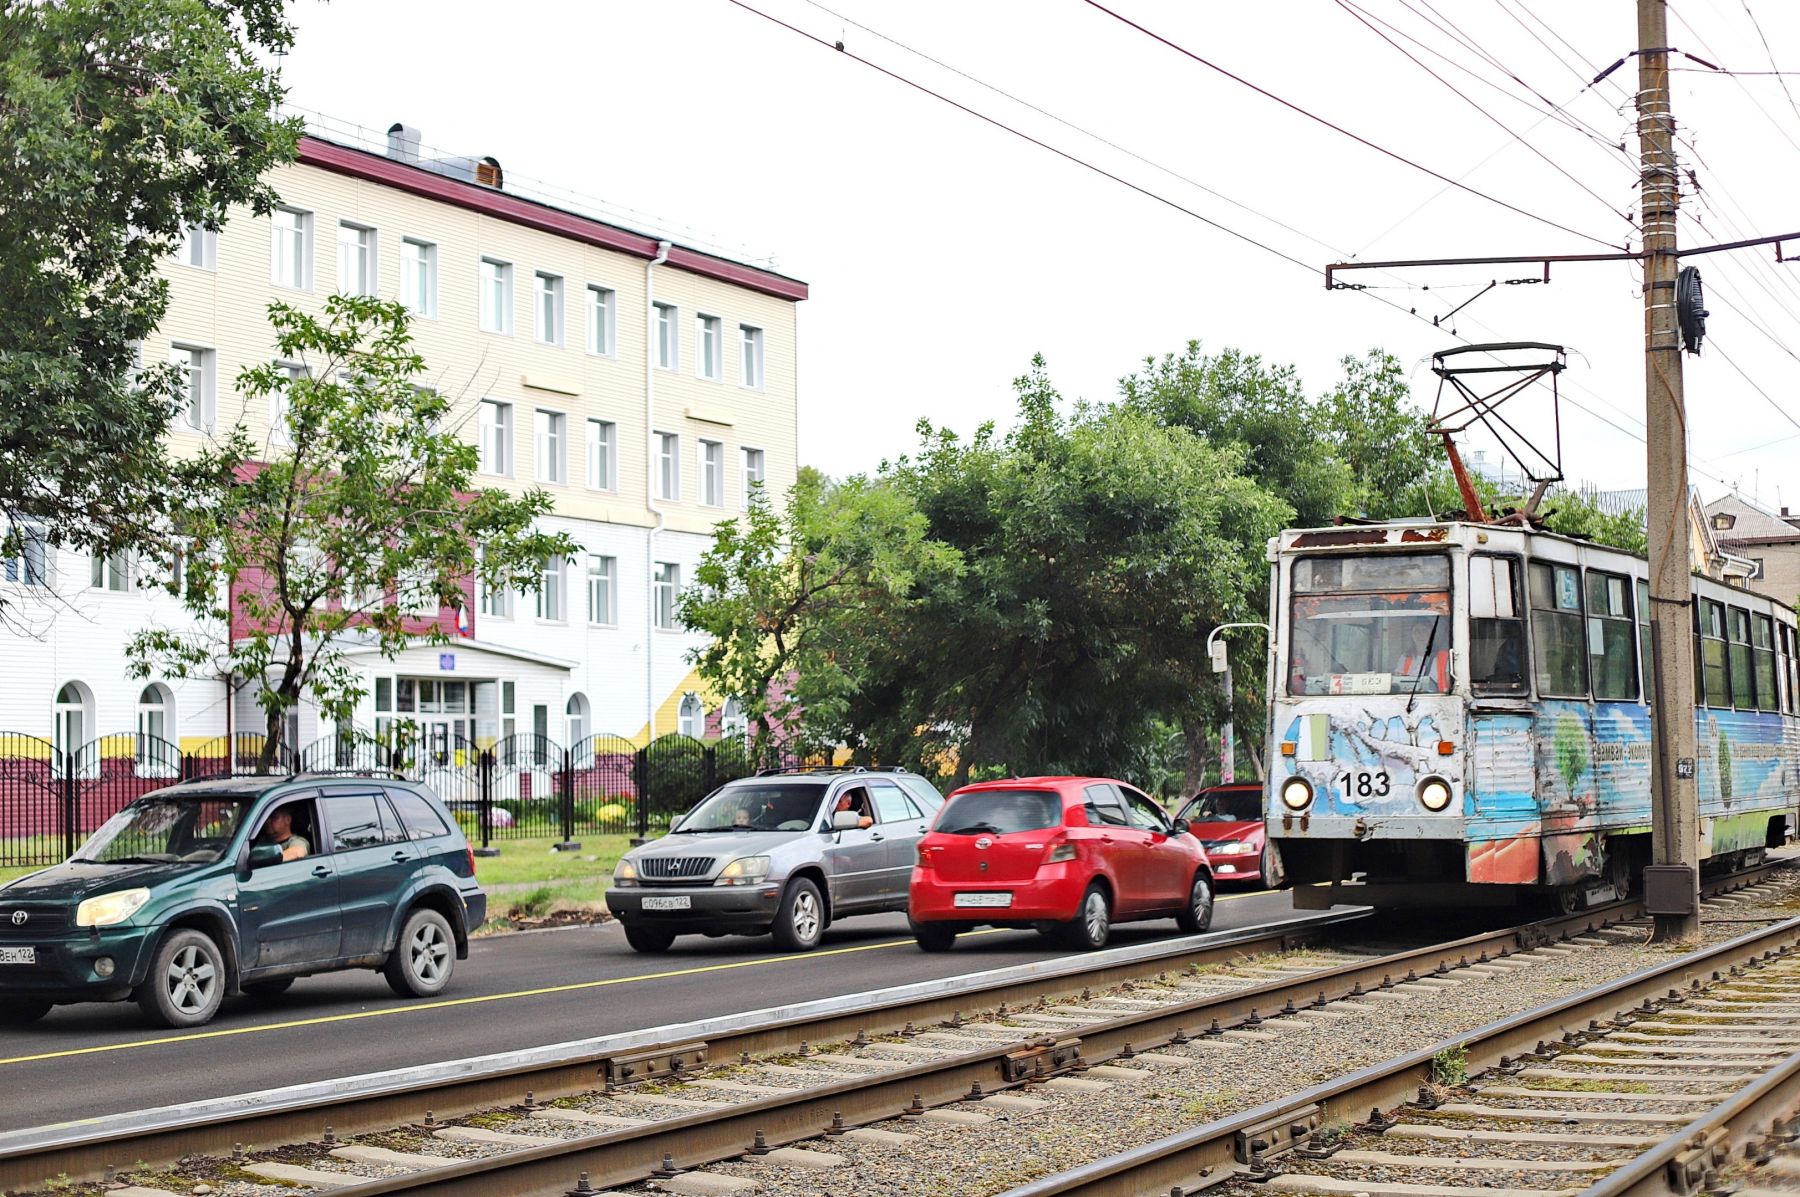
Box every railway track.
[1,864,1782,1197]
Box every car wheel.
[1262,841,1289,890]
[770,877,824,952]
[138,928,226,1028]
[912,921,957,952]
[1060,883,1111,951]
[1176,870,1215,934]
[0,998,52,1024]
[623,925,676,953]
[241,977,295,1001]
[384,908,455,998]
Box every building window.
[179,224,217,270]
[653,562,680,630]
[697,314,722,380]
[478,400,512,476]
[53,682,92,770]
[270,363,305,447]
[136,684,178,775]
[171,345,214,432]
[2,523,48,588]
[479,257,513,334]
[270,207,311,289]
[565,692,589,748]
[337,222,376,295]
[91,549,133,592]
[678,693,705,738]
[535,271,564,345]
[720,697,747,739]
[478,561,512,619]
[535,556,565,622]
[1714,514,1734,530]
[401,237,438,317]
[534,409,565,484]
[656,432,679,501]
[1751,557,1766,580]
[586,285,615,355]
[586,554,616,625]
[740,324,764,388]
[699,439,724,507]
[1585,570,1638,701]
[586,419,616,491]
[741,447,766,509]
[654,302,678,370]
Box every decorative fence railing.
[0,729,816,867]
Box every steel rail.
[999,908,1800,1197]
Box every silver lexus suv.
[606,768,945,953]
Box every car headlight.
[1418,777,1454,812]
[1211,841,1257,855]
[75,888,150,928]
[715,856,772,886]
[1279,777,1313,811]
[612,858,640,887]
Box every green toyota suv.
[0,774,486,1028]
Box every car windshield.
[1288,553,1453,696]
[936,789,1062,835]
[72,794,253,866]
[1189,790,1262,822]
[675,784,825,832]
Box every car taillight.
[1045,841,1077,864]
[917,845,933,868]
[466,846,477,876]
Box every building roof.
[1705,493,1800,543]
[298,135,809,303]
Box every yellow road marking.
[0,890,1268,1067]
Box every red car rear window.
[937,789,1062,835]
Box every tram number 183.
[1336,769,1392,798]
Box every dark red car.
[907,777,1215,952]
[1176,784,1285,889]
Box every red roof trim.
[297,137,808,302]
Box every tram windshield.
[1287,553,1453,696]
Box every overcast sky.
[279,0,1800,508]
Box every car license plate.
[0,946,34,965]
[641,895,691,911]
[953,892,1013,908]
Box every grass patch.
[1431,1044,1469,1087]
[471,834,633,887]
[1523,1077,1655,1093]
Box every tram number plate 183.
[1336,769,1392,798]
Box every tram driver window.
[1528,562,1588,698]
[1470,556,1526,695]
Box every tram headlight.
[1278,777,1313,811]
[1417,777,1454,813]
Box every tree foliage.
[127,297,574,765]
[0,0,298,572]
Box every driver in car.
[833,789,874,830]
[256,807,311,862]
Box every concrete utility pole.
[1639,0,1702,941]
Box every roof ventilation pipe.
[386,123,421,163]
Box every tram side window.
[1784,623,1799,714]
[1469,555,1526,695]
[1697,599,1729,707]
[1528,562,1587,698]
[1728,607,1755,710]
[1753,613,1778,712]
[1585,570,1638,701]
[1636,579,1654,701]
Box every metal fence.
[0,729,814,867]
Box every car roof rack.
[291,768,409,782]
[751,764,907,777]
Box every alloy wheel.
[791,890,821,943]
[1083,891,1107,943]
[410,922,449,983]
[166,945,217,1014]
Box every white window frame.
[740,324,764,389]
[653,561,680,631]
[337,221,377,296]
[535,555,566,623]
[585,418,616,491]
[741,447,766,509]
[1,522,49,589]
[479,257,513,335]
[271,362,306,447]
[179,224,217,271]
[697,314,722,381]
[534,409,566,484]
[654,302,678,371]
[478,399,513,476]
[401,237,438,318]
[90,548,134,593]
[478,557,513,620]
[270,206,312,290]
[170,344,215,433]
[655,431,680,502]
[678,693,705,738]
[699,438,724,507]
[586,284,615,356]
[534,271,565,346]
[586,554,616,626]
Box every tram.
[1264,520,1800,911]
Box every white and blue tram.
[1265,520,1800,910]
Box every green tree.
[1553,713,1589,801]
[1538,489,1649,554]
[0,0,299,579]
[127,296,574,767]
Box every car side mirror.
[831,810,863,831]
[1171,818,1190,835]
[247,843,283,869]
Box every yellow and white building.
[0,120,805,759]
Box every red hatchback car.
[1176,784,1286,889]
[908,777,1215,952]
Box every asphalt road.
[0,886,1307,1132]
